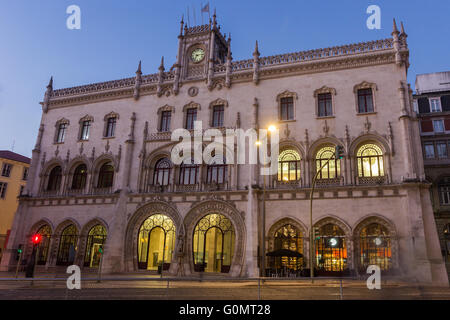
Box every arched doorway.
[315,223,348,275]
[84,225,107,268]
[56,224,78,266]
[193,213,235,273]
[35,225,52,265]
[267,224,303,276]
[359,223,392,272]
[137,214,176,271]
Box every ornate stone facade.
[1,17,448,285]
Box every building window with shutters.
[160,111,171,132]
[1,163,12,177]
[430,98,442,112]
[0,182,7,199]
[357,89,374,113]
[185,108,197,130]
[436,141,448,158]
[22,167,28,181]
[424,142,435,159]
[280,97,294,120]
[212,105,224,127]
[417,97,431,114]
[433,120,445,133]
[318,93,333,117]
[439,178,450,205]
[56,123,67,143]
[105,117,116,138]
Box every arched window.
[71,164,87,190]
[357,144,384,178]
[137,214,176,271]
[193,213,235,273]
[359,223,391,271]
[56,224,78,266]
[179,160,199,185]
[153,158,172,186]
[206,158,227,184]
[97,162,114,188]
[84,225,107,268]
[269,224,303,274]
[35,225,51,265]
[315,146,340,179]
[47,166,62,191]
[315,223,347,274]
[278,150,301,182]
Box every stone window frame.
[157,105,175,132]
[103,112,119,138]
[183,102,201,130]
[314,86,337,118]
[54,118,70,144]
[78,115,94,141]
[353,81,378,115]
[276,90,298,122]
[209,98,229,128]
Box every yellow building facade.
[0,151,30,259]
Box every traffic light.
[32,234,42,245]
[98,245,103,254]
[16,245,23,261]
[335,145,344,159]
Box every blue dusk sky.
[0,0,449,157]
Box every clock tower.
[173,12,230,89]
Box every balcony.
[357,176,386,185]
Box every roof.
[0,150,31,165]
[415,71,450,94]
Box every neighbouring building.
[413,71,450,276]
[1,15,448,285]
[0,151,30,261]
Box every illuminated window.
[315,146,340,179]
[56,224,78,266]
[270,224,303,272]
[36,225,51,265]
[357,144,384,178]
[359,223,391,271]
[153,158,172,186]
[315,224,347,273]
[137,214,176,270]
[193,214,235,273]
[278,150,301,182]
[84,225,107,268]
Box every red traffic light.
[32,234,42,244]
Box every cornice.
[43,38,401,109]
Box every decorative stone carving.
[188,86,199,97]
[313,86,337,97]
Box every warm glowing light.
[255,141,262,146]
[268,125,277,132]
[374,237,382,246]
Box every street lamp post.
[309,146,344,282]
[256,125,276,278]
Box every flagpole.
[201,2,203,25]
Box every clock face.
[191,48,205,63]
